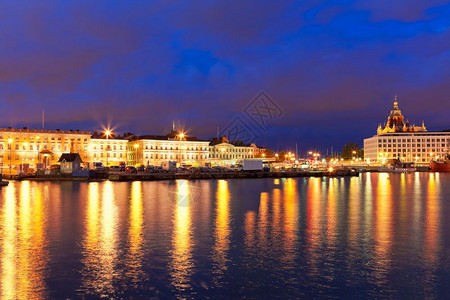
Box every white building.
[364,132,450,164]
[0,127,91,172]
[90,133,128,166]
[209,137,255,166]
[126,131,210,166]
[364,99,450,165]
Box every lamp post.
[105,130,111,167]
[8,138,13,175]
[177,132,185,165]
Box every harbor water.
[0,173,449,298]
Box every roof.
[58,153,83,163]
[209,136,252,147]
[127,131,208,142]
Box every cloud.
[0,0,449,150]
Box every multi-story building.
[90,131,128,166]
[364,99,450,165]
[209,136,255,166]
[126,131,210,166]
[0,127,265,172]
[0,127,91,172]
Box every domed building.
[364,96,450,165]
[377,96,426,134]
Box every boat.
[430,155,450,172]
[378,160,416,173]
[0,174,9,187]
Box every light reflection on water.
[170,180,194,296]
[0,173,449,298]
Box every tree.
[255,148,274,158]
[342,143,363,159]
[276,151,286,161]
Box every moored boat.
[0,174,9,187]
[430,155,450,172]
[378,160,416,173]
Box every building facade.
[90,132,128,166]
[209,137,255,166]
[126,131,210,166]
[0,127,266,172]
[0,128,91,172]
[364,99,450,164]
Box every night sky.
[1,1,450,154]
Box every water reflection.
[423,173,440,295]
[212,180,231,280]
[81,182,119,297]
[170,180,194,295]
[0,182,48,299]
[0,174,448,298]
[282,178,298,266]
[373,173,393,285]
[305,178,322,277]
[126,181,145,284]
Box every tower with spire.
[377,96,427,135]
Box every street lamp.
[104,130,112,167]
[177,132,185,164]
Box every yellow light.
[134,144,139,149]
[328,167,334,172]
[105,130,112,137]
[8,138,13,144]
[178,132,185,139]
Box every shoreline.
[1,168,440,183]
[3,170,359,182]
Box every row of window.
[0,136,88,142]
[211,154,254,159]
[130,153,208,160]
[212,148,253,153]
[93,153,124,158]
[93,145,124,150]
[379,144,447,148]
[379,148,446,153]
[378,138,450,143]
[0,144,87,151]
[137,145,208,151]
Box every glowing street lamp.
[104,130,112,167]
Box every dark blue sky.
[1,0,450,153]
